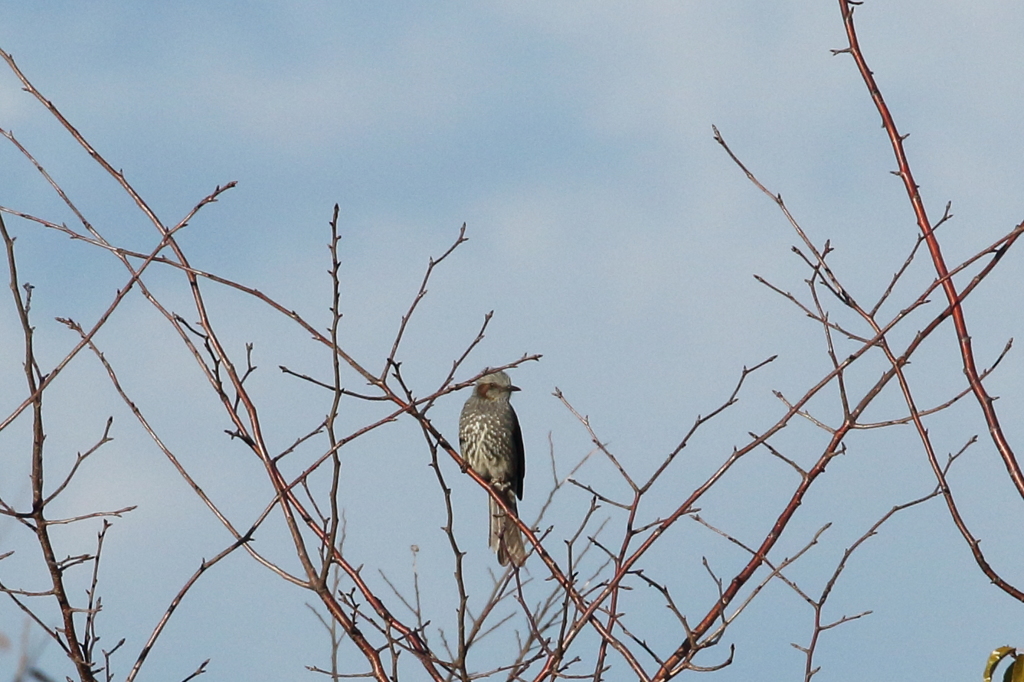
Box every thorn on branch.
[224,429,255,447]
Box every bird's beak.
[510,385,521,392]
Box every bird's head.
[473,370,520,401]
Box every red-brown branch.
[837,0,1024,499]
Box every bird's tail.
[489,492,527,567]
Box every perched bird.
[459,370,527,566]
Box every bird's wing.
[511,407,525,499]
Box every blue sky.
[2,2,1024,680]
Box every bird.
[459,370,527,567]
